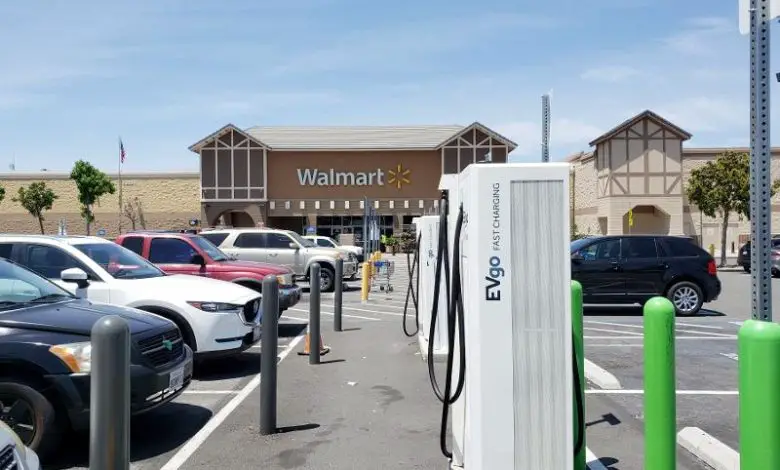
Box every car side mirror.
[190,254,206,266]
[571,252,584,262]
[61,268,90,289]
[289,242,299,250]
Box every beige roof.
[245,125,464,150]
[189,122,518,152]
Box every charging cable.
[573,334,585,456]
[402,232,422,337]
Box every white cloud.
[663,16,735,56]
[655,96,746,133]
[496,118,604,157]
[580,65,639,83]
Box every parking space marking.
[720,353,739,361]
[159,330,307,470]
[586,389,738,395]
[730,321,744,327]
[288,307,382,321]
[586,320,732,337]
[585,335,736,340]
[586,448,609,470]
[182,390,240,395]
[584,327,643,336]
[340,305,405,317]
[676,322,724,330]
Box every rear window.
[201,232,229,247]
[662,237,705,257]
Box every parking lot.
[41,259,762,469]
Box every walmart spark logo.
[387,164,411,190]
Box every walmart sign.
[296,164,411,189]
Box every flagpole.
[118,137,123,236]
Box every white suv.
[0,235,262,360]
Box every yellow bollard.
[708,244,715,257]
[361,262,370,302]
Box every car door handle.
[658,262,669,269]
[269,253,278,257]
[610,261,621,271]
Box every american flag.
[119,138,126,164]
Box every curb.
[677,426,739,470]
[584,358,622,390]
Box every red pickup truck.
[114,231,302,315]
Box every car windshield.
[190,236,229,261]
[570,238,593,253]
[73,243,165,280]
[0,258,75,310]
[289,232,317,248]
[325,237,339,247]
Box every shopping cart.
[371,260,395,292]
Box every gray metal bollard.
[260,275,279,435]
[310,263,321,364]
[334,258,343,332]
[89,315,130,470]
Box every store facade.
[190,122,517,241]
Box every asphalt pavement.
[42,258,762,469]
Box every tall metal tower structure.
[541,93,551,162]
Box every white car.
[304,235,364,261]
[0,235,262,359]
[0,420,40,469]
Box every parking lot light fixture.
[643,296,676,470]
[738,319,780,469]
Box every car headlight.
[276,274,293,285]
[0,421,27,458]
[50,341,92,373]
[187,301,243,313]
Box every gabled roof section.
[435,121,518,152]
[188,123,269,153]
[588,110,692,147]
[244,125,464,150]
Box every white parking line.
[720,353,738,361]
[586,320,731,336]
[585,335,736,340]
[182,390,240,395]
[586,389,738,395]
[584,327,643,337]
[159,331,307,470]
[288,307,381,321]
[676,322,723,330]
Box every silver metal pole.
[542,93,551,163]
[749,0,772,321]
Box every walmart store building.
[190,122,517,240]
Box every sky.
[0,0,773,172]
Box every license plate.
[169,366,184,390]
[252,325,261,342]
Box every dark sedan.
[0,258,193,460]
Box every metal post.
[643,297,677,470]
[260,276,279,435]
[362,197,369,257]
[739,319,780,469]
[334,258,343,332]
[89,316,130,470]
[750,0,773,321]
[310,262,321,364]
[541,93,551,163]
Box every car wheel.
[0,380,61,459]
[319,267,336,293]
[667,281,704,316]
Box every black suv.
[570,235,721,315]
[736,237,780,272]
[0,257,194,459]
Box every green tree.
[686,150,780,266]
[0,184,5,204]
[69,160,116,235]
[12,182,58,234]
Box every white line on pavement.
[159,331,306,470]
[586,447,609,470]
[586,320,731,337]
[339,305,405,317]
[675,322,724,330]
[288,307,381,321]
[587,343,643,347]
[182,391,240,395]
[586,390,738,395]
[585,335,736,340]
[584,327,643,337]
[720,353,739,361]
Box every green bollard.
[739,319,780,469]
[643,296,676,470]
[571,281,586,470]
